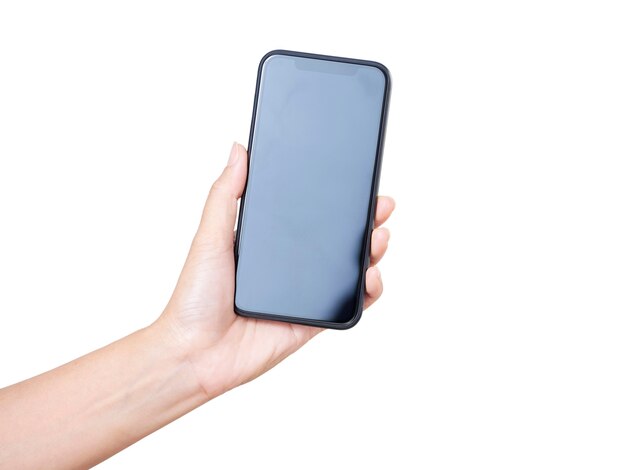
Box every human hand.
[0,142,394,469]
[157,143,395,399]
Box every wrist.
[147,318,212,404]
[151,312,246,400]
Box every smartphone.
[234,50,391,329]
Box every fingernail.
[228,142,240,167]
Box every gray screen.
[235,53,387,324]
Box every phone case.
[234,49,391,330]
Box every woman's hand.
[156,142,395,398]
[0,142,394,469]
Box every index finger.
[374,196,395,228]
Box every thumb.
[195,142,248,253]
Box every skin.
[0,143,395,469]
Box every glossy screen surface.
[235,53,387,324]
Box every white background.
[1,1,625,468]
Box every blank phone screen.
[235,53,387,325]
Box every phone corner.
[368,60,392,90]
[330,309,364,330]
[259,49,289,67]
[233,299,250,318]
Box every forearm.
[0,321,207,469]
